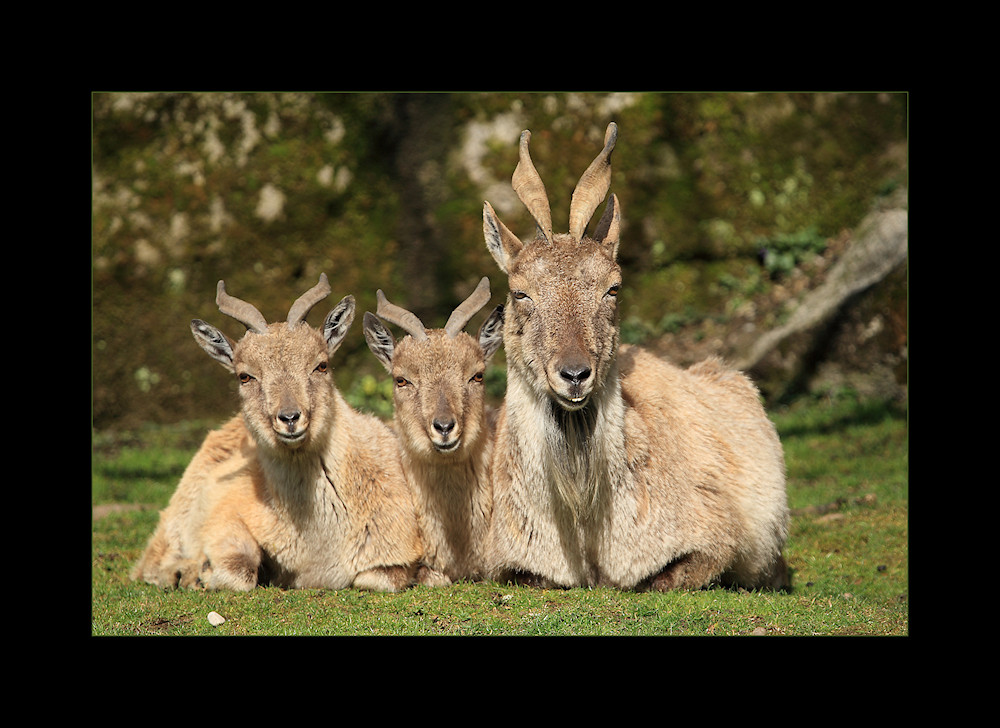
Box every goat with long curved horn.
[480,121,790,594]
[512,130,554,243]
[569,122,617,242]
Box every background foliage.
[92,92,907,430]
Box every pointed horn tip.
[602,123,618,154]
[214,280,233,309]
[314,274,331,298]
[518,130,533,155]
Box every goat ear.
[478,304,504,361]
[191,319,236,372]
[483,201,522,274]
[323,295,355,354]
[593,193,621,260]
[362,312,395,372]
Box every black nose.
[433,418,456,436]
[559,365,592,385]
[278,410,301,428]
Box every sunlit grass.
[92,393,908,637]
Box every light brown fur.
[363,279,504,585]
[482,124,789,591]
[131,275,421,592]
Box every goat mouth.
[275,429,308,447]
[553,392,590,411]
[432,439,461,453]
[547,379,592,411]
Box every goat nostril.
[433,419,456,436]
[560,365,592,385]
[278,410,301,426]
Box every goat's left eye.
[606,284,621,298]
[470,372,484,384]
[314,361,328,373]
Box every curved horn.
[569,122,618,242]
[375,290,428,341]
[512,130,553,243]
[216,280,269,334]
[287,273,332,325]
[444,277,491,338]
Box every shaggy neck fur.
[251,390,345,525]
[401,413,494,576]
[509,360,626,525]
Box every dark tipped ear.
[191,319,236,372]
[323,295,356,354]
[483,201,523,274]
[593,193,620,260]
[478,304,504,361]
[362,312,395,372]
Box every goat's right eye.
[238,372,254,384]
[395,377,410,388]
[512,291,531,302]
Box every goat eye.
[470,372,484,384]
[395,377,410,388]
[314,361,328,374]
[238,372,254,384]
[512,290,530,302]
[607,284,621,298]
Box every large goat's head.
[191,273,356,453]
[363,277,503,459]
[483,122,621,412]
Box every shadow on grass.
[775,395,906,440]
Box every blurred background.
[91,92,907,432]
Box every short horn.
[512,130,554,243]
[216,280,269,334]
[287,273,332,325]
[444,277,491,338]
[569,122,618,242]
[375,290,429,341]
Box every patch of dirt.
[93,503,154,520]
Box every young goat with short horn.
[482,123,790,591]
[363,277,504,585]
[132,274,422,592]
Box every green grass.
[91,393,907,637]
